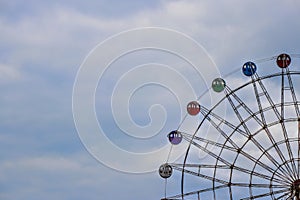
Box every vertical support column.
[298,120,300,178]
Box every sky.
[1,0,300,199]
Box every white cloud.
[0,154,163,200]
[0,63,21,82]
[1,0,300,199]
[1,0,298,74]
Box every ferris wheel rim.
[180,70,300,199]
[161,54,300,200]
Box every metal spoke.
[164,185,228,200]
[240,188,290,200]
[279,69,298,179]
[160,55,300,200]
[284,68,300,179]
[286,69,300,118]
[181,133,287,184]
[173,164,229,185]
[250,72,297,179]
[225,86,292,178]
[275,191,292,199]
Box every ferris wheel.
[159,53,300,200]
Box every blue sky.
[1,0,300,199]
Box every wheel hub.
[292,179,300,199]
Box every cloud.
[0,155,96,199]
[1,0,298,75]
[1,0,300,199]
[0,153,165,200]
[0,63,21,82]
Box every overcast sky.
[1,0,300,199]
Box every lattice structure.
[159,54,300,200]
